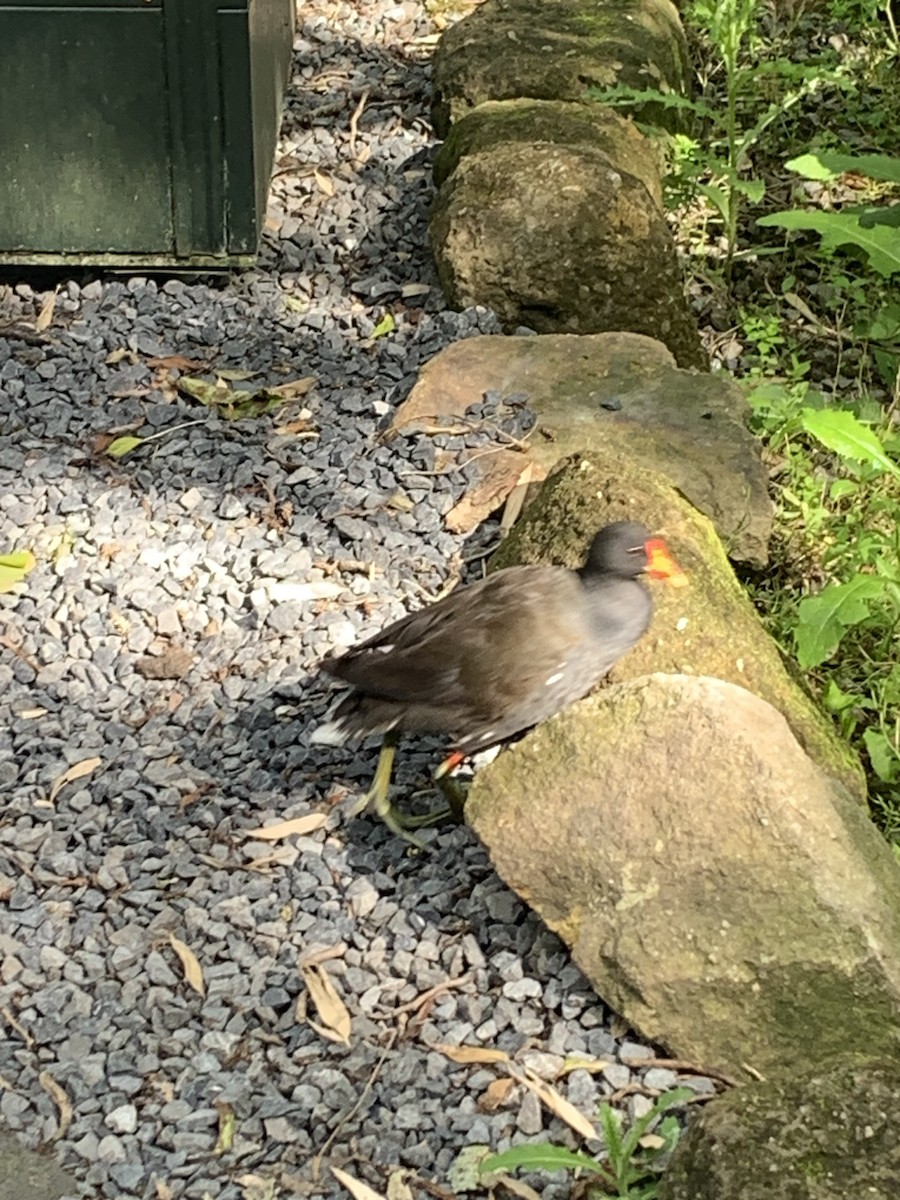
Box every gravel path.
[0,4,717,1197]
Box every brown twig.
[311,1030,395,1180]
[741,1061,766,1082]
[609,1081,721,1106]
[1,1007,34,1047]
[348,89,370,162]
[608,1082,659,1103]
[620,1055,737,1087]
[0,635,39,673]
[389,973,474,1017]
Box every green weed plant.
[475,1088,692,1200]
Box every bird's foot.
[376,798,428,850]
[348,784,428,849]
[435,772,468,823]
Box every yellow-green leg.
[349,737,470,846]
[435,772,467,822]
[349,733,426,849]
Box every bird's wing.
[320,566,585,713]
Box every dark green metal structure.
[0,0,295,267]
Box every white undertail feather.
[310,707,402,746]
[309,718,350,747]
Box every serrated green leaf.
[873,349,900,391]
[0,550,36,593]
[106,435,145,458]
[786,152,900,185]
[800,409,900,477]
[480,1145,602,1176]
[697,182,730,221]
[863,302,900,340]
[863,729,899,783]
[758,208,900,277]
[371,313,395,338]
[828,479,858,500]
[598,1102,625,1163]
[735,177,766,203]
[618,1087,693,1163]
[795,576,887,668]
[823,679,857,714]
[784,153,839,182]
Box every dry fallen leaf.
[500,462,534,534]
[559,1055,610,1076]
[273,412,318,437]
[331,1167,385,1200]
[444,451,538,535]
[17,707,47,719]
[432,1043,510,1065]
[105,347,138,365]
[783,291,823,328]
[237,1174,280,1200]
[38,1071,73,1140]
[515,1068,598,1140]
[108,608,130,635]
[155,1182,174,1200]
[386,1169,414,1200]
[279,1172,307,1196]
[639,1133,667,1151]
[495,1175,542,1200]
[300,962,351,1045]
[168,933,205,997]
[48,756,102,804]
[243,813,327,841]
[297,944,347,970]
[401,282,432,299]
[35,290,57,332]
[477,1077,517,1112]
[265,376,317,401]
[134,645,194,680]
[314,170,335,197]
[152,1077,175,1104]
[246,845,300,872]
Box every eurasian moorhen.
[312,521,685,841]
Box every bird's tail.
[309,692,401,746]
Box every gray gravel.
[0,3,716,1197]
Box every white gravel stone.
[104,1104,138,1134]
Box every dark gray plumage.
[311,521,684,841]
